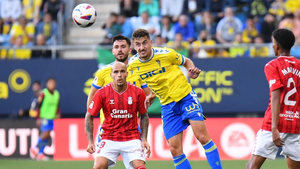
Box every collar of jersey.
[110,82,129,95]
[138,48,154,63]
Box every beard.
[116,55,128,63]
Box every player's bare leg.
[131,159,146,169]
[189,120,211,144]
[190,120,222,169]
[167,132,192,169]
[93,156,109,169]
[246,155,266,169]
[286,157,300,169]
[167,132,183,156]
[40,130,51,140]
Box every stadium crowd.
[0,0,63,59]
[102,0,300,58]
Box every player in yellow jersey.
[129,29,222,169]
[86,35,154,169]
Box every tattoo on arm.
[85,113,94,143]
[140,113,149,140]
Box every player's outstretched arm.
[183,57,201,79]
[140,113,151,158]
[85,112,95,154]
[271,89,284,147]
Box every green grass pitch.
[0,159,286,169]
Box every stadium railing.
[0,43,299,59]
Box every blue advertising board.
[0,58,274,116]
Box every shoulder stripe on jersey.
[92,83,101,89]
[141,84,148,89]
[180,55,185,65]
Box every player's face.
[111,63,128,86]
[133,37,152,60]
[112,40,131,63]
[47,79,56,91]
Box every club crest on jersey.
[110,100,114,104]
[128,97,132,105]
[156,60,161,67]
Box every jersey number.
[284,78,297,106]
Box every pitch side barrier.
[0,58,272,116]
[0,118,263,160]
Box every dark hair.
[32,81,41,86]
[132,29,150,40]
[272,29,295,51]
[112,34,131,46]
[47,77,56,82]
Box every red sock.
[136,166,146,169]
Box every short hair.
[132,29,150,40]
[112,34,131,46]
[47,77,56,82]
[32,81,41,86]
[272,29,295,51]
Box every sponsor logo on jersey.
[280,111,300,120]
[140,67,166,80]
[128,97,132,105]
[110,100,114,104]
[89,101,94,109]
[111,109,132,118]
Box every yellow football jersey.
[92,62,146,89]
[128,47,192,105]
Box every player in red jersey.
[85,62,150,169]
[247,29,300,169]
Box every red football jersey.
[88,83,147,141]
[262,56,300,134]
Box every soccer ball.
[72,3,96,27]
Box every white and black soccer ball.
[72,3,96,28]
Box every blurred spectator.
[118,14,133,38]
[242,16,259,43]
[250,36,269,57]
[132,11,160,39]
[43,0,64,21]
[6,36,31,59]
[18,81,42,118]
[10,16,35,46]
[22,0,43,25]
[167,33,189,56]
[181,0,205,20]
[120,0,139,17]
[0,18,13,46]
[229,34,247,57]
[174,14,195,42]
[160,15,174,41]
[278,14,294,30]
[36,13,58,45]
[216,7,242,44]
[198,11,217,41]
[269,0,287,20]
[0,0,22,20]
[138,0,159,17]
[161,0,184,21]
[102,12,122,44]
[285,0,300,14]
[206,0,226,21]
[249,0,268,17]
[154,34,166,46]
[260,13,276,43]
[293,9,300,43]
[191,39,218,58]
[32,34,52,58]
